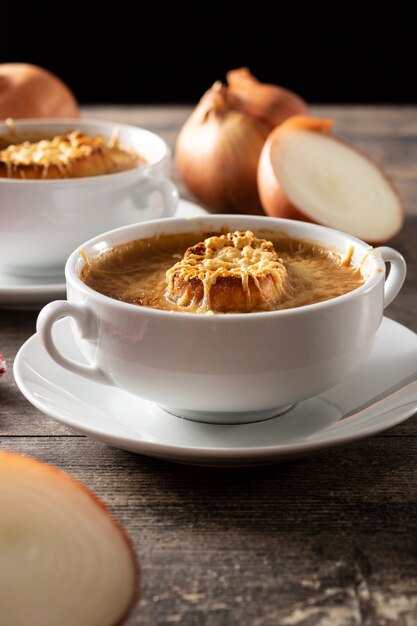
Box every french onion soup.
[0,129,145,179]
[80,230,365,314]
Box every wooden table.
[1,106,417,625]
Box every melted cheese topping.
[0,130,140,178]
[166,231,290,310]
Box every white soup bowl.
[0,118,178,278]
[36,216,406,424]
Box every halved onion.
[0,452,138,626]
[258,116,404,244]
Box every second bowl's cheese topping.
[0,130,140,178]
[166,230,292,310]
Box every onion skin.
[0,63,79,119]
[176,82,270,214]
[258,115,404,246]
[226,68,309,129]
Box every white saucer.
[0,199,207,310]
[14,317,417,466]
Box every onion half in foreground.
[0,452,138,626]
[258,116,404,244]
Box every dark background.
[2,11,415,105]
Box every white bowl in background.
[0,118,178,278]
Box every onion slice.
[0,452,138,626]
[258,116,404,244]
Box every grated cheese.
[166,231,290,310]
[0,129,140,178]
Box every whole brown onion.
[176,69,308,214]
[0,63,79,120]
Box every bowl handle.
[36,301,112,385]
[133,176,179,218]
[375,247,407,308]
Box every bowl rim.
[0,117,169,185]
[65,215,386,321]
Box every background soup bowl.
[0,118,178,278]
[36,216,406,424]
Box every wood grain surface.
[1,106,416,625]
